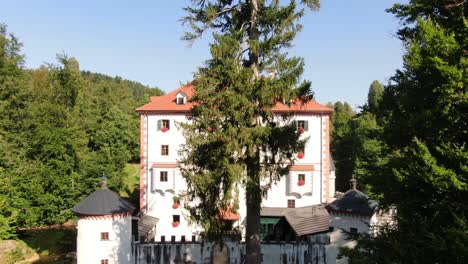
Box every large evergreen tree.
[180,1,319,262]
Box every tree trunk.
[245,153,261,264]
[246,1,261,263]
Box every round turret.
[72,177,135,264]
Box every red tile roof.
[136,83,333,114]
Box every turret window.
[100,232,109,241]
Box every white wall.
[143,113,332,242]
[327,213,373,264]
[77,215,132,264]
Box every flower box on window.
[161,127,169,132]
[298,128,305,134]
[172,221,180,228]
[297,152,304,159]
[172,203,179,209]
[297,179,305,186]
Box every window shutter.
[304,121,309,131]
[157,120,162,130]
[151,169,156,191]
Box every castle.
[135,83,336,243]
[73,83,387,264]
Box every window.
[100,232,109,241]
[160,171,168,182]
[161,236,165,242]
[298,174,305,182]
[177,97,185,105]
[296,120,309,131]
[101,260,109,264]
[173,215,180,223]
[161,145,169,155]
[162,119,170,129]
[350,227,358,234]
[157,119,170,131]
[287,199,295,208]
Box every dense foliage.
[329,80,387,194]
[340,0,467,262]
[180,1,319,262]
[0,24,162,238]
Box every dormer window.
[176,92,186,105]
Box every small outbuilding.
[72,177,135,264]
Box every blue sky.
[1,0,404,108]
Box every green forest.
[0,23,162,238]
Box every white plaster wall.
[143,113,330,242]
[77,215,132,264]
[327,213,372,264]
[146,114,187,163]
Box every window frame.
[287,199,295,208]
[173,215,180,223]
[298,174,305,182]
[161,145,169,156]
[296,120,309,131]
[162,119,170,129]
[160,171,168,182]
[101,260,109,264]
[176,96,185,105]
[100,232,109,241]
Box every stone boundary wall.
[133,235,329,264]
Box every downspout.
[146,114,149,213]
[320,115,323,204]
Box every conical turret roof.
[72,177,135,216]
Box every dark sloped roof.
[138,214,159,238]
[326,189,377,216]
[261,205,330,236]
[72,188,135,215]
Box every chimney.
[100,176,108,189]
[350,177,357,191]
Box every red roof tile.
[136,83,332,114]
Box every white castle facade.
[136,83,336,243]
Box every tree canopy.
[0,23,162,238]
